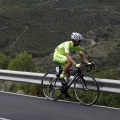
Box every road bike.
[41,63,99,106]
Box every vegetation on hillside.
[0,0,120,56]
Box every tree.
[0,52,10,69]
[8,51,34,71]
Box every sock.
[60,71,65,78]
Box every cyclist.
[53,32,93,97]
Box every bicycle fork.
[79,75,88,91]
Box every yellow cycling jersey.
[55,41,83,55]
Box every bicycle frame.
[60,68,87,90]
[67,71,80,87]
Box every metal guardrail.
[0,69,44,84]
[0,69,120,94]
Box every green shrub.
[97,92,120,108]
[8,51,34,71]
[0,52,10,69]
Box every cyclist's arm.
[79,53,89,64]
[66,53,76,65]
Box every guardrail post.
[50,88,55,98]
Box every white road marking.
[0,117,11,120]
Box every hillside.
[0,0,120,76]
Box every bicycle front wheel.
[41,73,63,100]
[74,74,99,106]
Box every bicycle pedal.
[84,87,88,91]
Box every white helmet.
[71,32,83,41]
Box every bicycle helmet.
[71,32,83,41]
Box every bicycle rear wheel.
[74,74,99,106]
[41,73,63,100]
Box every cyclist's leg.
[63,61,72,98]
[53,52,72,98]
[53,52,66,65]
[53,52,67,85]
[54,52,72,78]
[53,53,72,83]
[64,61,72,80]
[54,52,72,80]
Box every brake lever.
[83,64,92,72]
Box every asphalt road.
[0,92,119,120]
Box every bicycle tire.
[41,73,63,101]
[74,74,99,106]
